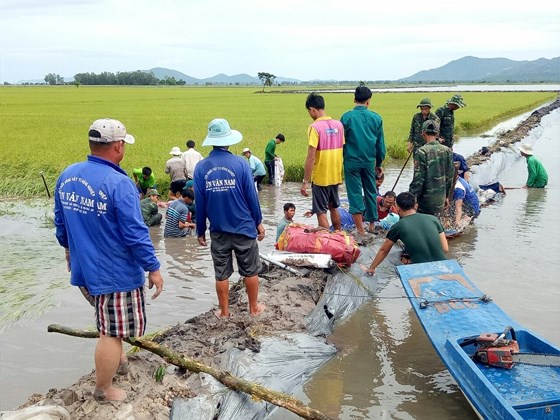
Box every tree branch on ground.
[47,324,332,420]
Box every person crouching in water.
[519,143,548,188]
[366,192,448,275]
[141,189,163,227]
[164,188,195,237]
[277,202,296,241]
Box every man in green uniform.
[407,97,439,156]
[519,143,548,188]
[341,86,386,236]
[435,94,466,148]
[409,120,454,216]
[140,189,162,227]
[366,192,448,275]
[264,133,285,185]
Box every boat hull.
[396,260,560,420]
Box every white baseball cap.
[88,118,135,144]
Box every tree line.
[43,71,188,86]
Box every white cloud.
[0,0,558,82]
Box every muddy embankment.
[466,98,560,167]
[11,98,560,420]
[15,267,331,419]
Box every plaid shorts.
[95,287,146,338]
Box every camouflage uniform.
[435,95,466,149]
[409,140,454,216]
[435,106,455,148]
[140,189,162,227]
[408,111,439,155]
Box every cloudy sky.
[1,0,558,83]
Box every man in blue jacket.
[54,118,164,402]
[194,118,266,318]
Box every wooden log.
[47,324,332,420]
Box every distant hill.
[484,57,560,82]
[399,56,560,83]
[13,57,558,85]
[201,73,259,84]
[143,68,299,85]
[147,67,200,84]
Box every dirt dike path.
[11,98,560,419]
[15,267,332,419]
[466,98,560,167]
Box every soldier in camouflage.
[407,97,439,156]
[409,120,454,216]
[435,94,466,148]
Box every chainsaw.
[459,326,560,369]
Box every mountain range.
[398,56,560,83]
[146,67,300,85]
[16,56,560,84]
[146,56,559,84]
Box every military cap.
[447,94,467,108]
[422,120,440,134]
[417,98,433,108]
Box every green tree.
[44,73,63,85]
[257,72,276,92]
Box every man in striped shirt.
[164,189,195,237]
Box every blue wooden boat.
[396,260,560,419]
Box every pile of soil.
[16,267,332,419]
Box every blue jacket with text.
[194,148,262,239]
[54,155,160,295]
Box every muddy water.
[0,109,559,417]
[299,108,560,419]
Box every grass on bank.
[0,86,555,197]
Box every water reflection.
[304,294,476,419]
[447,225,479,265]
[516,188,547,230]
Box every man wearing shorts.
[301,93,344,231]
[54,118,164,402]
[194,118,266,317]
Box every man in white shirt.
[182,139,203,179]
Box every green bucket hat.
[447,94,466,108]
[417,98,433,108]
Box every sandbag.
[276,223,360,266]
[274,157,284,186]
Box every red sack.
[276,223,360,267]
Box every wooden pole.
[47,324,332,420]
[40,171,51,198]
[391,150,413,192]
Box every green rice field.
[0,86,555,197]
